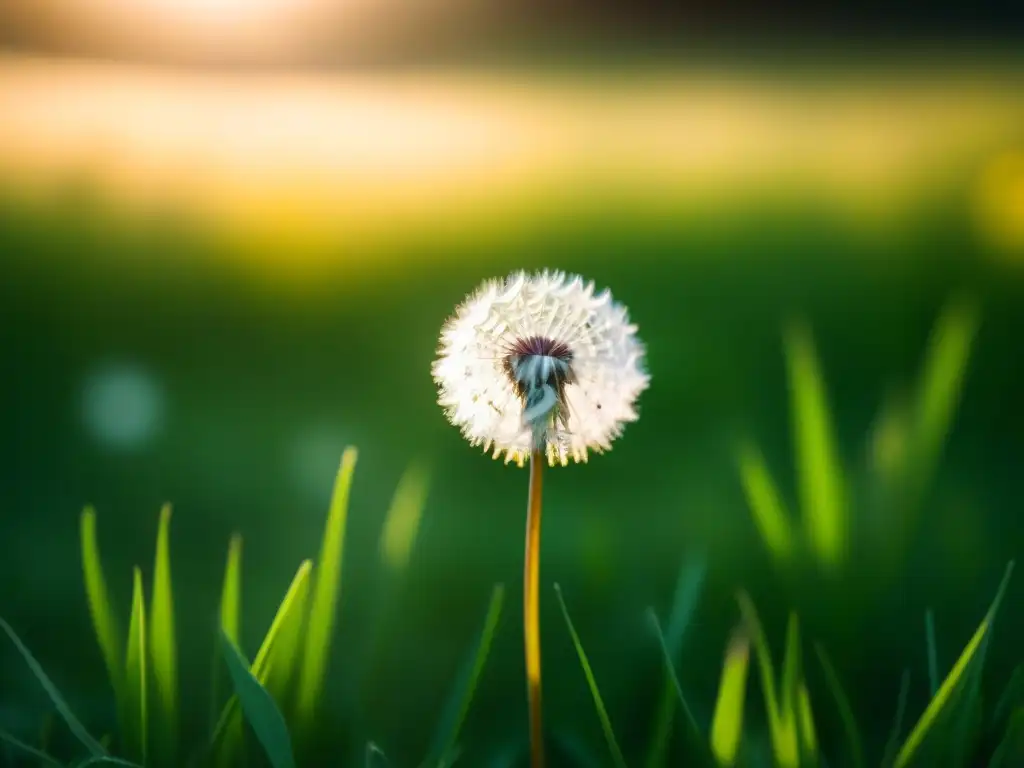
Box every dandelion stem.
[524,449,545,768]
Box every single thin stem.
[524,449,545,768]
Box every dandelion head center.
[503,335,575,399]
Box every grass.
[0,323,1016,766]
[1,450,522,767]
[0,497,1020,767]
[737,297,980,576]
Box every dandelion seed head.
[432,270,649,466]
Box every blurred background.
[1,0,1023,764]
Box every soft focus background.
[2,0,1024,764]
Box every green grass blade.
[645,556,707,768]
[0,616,107,758]
[735,591,797,768]
[925,609,939,698]
[426,584,505,765]
[907,297,979,485]
[795,684,817,760]
[264,563,311,705]
[951,605,998,766]
[736,442,796,565]
[989,708,1024,768]
[150,503,177,754]
[554,584,627,768]
[812,643,865,768]
[710,627,751,767]
[646,609,706,759]
[80,508,125,707]
[210,534,243,733]
[780,613,802,724]
[379,462,430,573]
[0,728,64,767]
[296,447,358,729]
[125,567,148,765]
[893,561,1014,768]
[881,669,910,768]
[783,320,847,570]
[210,560,313,752]
[219,535,244,642]
[219,631,297,768]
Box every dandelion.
[432,270,649,767]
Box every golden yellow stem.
[524,449,545,768]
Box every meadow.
[1,57,1023,767]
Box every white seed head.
[431,270,649,466]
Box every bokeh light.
[81,363,165,450]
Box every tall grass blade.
[379,462,430,573]
[735,592,798,768]
[645,556,707,768]
[892,561,1014,768]
[296,447,358,728]
[907,297,979,488]
[951,606,998,765]
[212,534,243,713]
[925,610,939,698]
[710,627,751,767]
[0,728,63,767]
[426,584,505,766]
[783,321,847,570]
[264,565,311,704]
[80,508,125,708]
[881,669,910,767]
[813,643,865,768]
[150,503,177,755]
[646,609,706,760]
[0,616,107,758]
[736,442,796,564]
[795,684,817,760]
[211,534,244,759]
[219,631,297,768]
[210,560,312,762]
[554,584,627,768]
[125,567,148,765]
